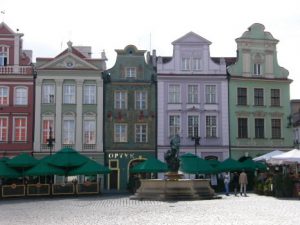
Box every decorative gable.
[0,22,16,35]
[172,31,211,45]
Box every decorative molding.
[235,111,251,117]
[269,112,284,117]
[252,111,266,117]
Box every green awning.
[0,162,21,178]
[6,153,38,168]
[48,147,88,168]
[0,157,9,162]
[130,158,168,173]
[68,159,111,176]
[241,159,267,171]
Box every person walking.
[223,172,230,196]
[233,172,239,196]
[239,170,248,196]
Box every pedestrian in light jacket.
[239,170,248,196]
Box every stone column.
[76,79,84,151]
[55,79,63,151]
[33,78,42,152]
[96,79,103,152]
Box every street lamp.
[191,135,200,156]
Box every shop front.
[106,151,155,192]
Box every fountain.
[131,135,218,200]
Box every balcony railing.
[0,66,33,75]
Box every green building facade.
[228,23,293,160]
[103,45,156,191]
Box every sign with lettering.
[108,153,135,159]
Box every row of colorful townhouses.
[1,21,299,191]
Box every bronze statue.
[164,134,180,172]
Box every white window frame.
[254,63,262,75]
[135,91,147,110]
[14,86,28,105]
[188,115,199,138]
[83,117,96,144]
[42,83,55,104]
[83,84,96,104]
[0,45,9,66]
[187,84,198,104]
[114,123,127,142]
[168,84,181,103]
[0,86,9,105]
[205,85,216,104]
[42,116,55,144]
[135,123,148,143]
[63,84,76,104]
[125,67,137,78]
[63,114,75,144]
[192,58,201,70]
[114,91,127,109]
[13,116,27,142]
[169,115,181,137]
[181,57,191,70]
[206,115,217,138]
[0,117,8,142]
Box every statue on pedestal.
[164,134,180,172]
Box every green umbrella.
[0,162,21,178]
[206,159,220,168]
[241,159,267,171]
[48,147,88,168]
[24,161,65,176]
[130,158,168,173]
[217,158,244,172]
[180,156,216,174]
[180,153,198,158]
[6,153,38,168]
[68,159,111,176]
[0,157,9,162]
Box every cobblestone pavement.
[0,193,300,225]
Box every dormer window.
[193,58,201,70]
[126,67,136,78]
[0,51,8,66]
[182,58,190,70]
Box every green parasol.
[130,157,168,173]
[216,158,244,172]
[0,161,21,178]
[24,161,66,176]
[6,153,38,168]
[68,159,111,176]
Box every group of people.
[223,170,248,196]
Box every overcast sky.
[2,0,300,99]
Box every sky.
[1,0,300,99]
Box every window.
[135,91,147,110]
[135,124,147,143]
[254,63,261,75]
[63,118,75,144]
[168,84,180,103]
[126,67,136,78]
[0,117,8,142]
[205,85,216,104]
[114,91,127,109]
[271,89,280,106]
[193,58,201,70]
[15,87,28,105]
[255,118,264,138]
[42,84,55,104]
[42,118,54,144]
[254,88,264,106]
[272,119,281,139]
[182,58,190,70]
[188,85,198,104]
[169,115,180,137]
[63,84,75,104]
[188,115,199,138]
[206,116,217,138]
[238,118,248,138]
[84,85,96,104]
[0,49,8,66]
[84,119,96,144]
[14,117,27,142]
[237,88,247,105]
[114,124,127,142]
[0,86,9,105]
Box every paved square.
[0,193,299,225]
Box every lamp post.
[46,126,55,194]
[191,135,200,156]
